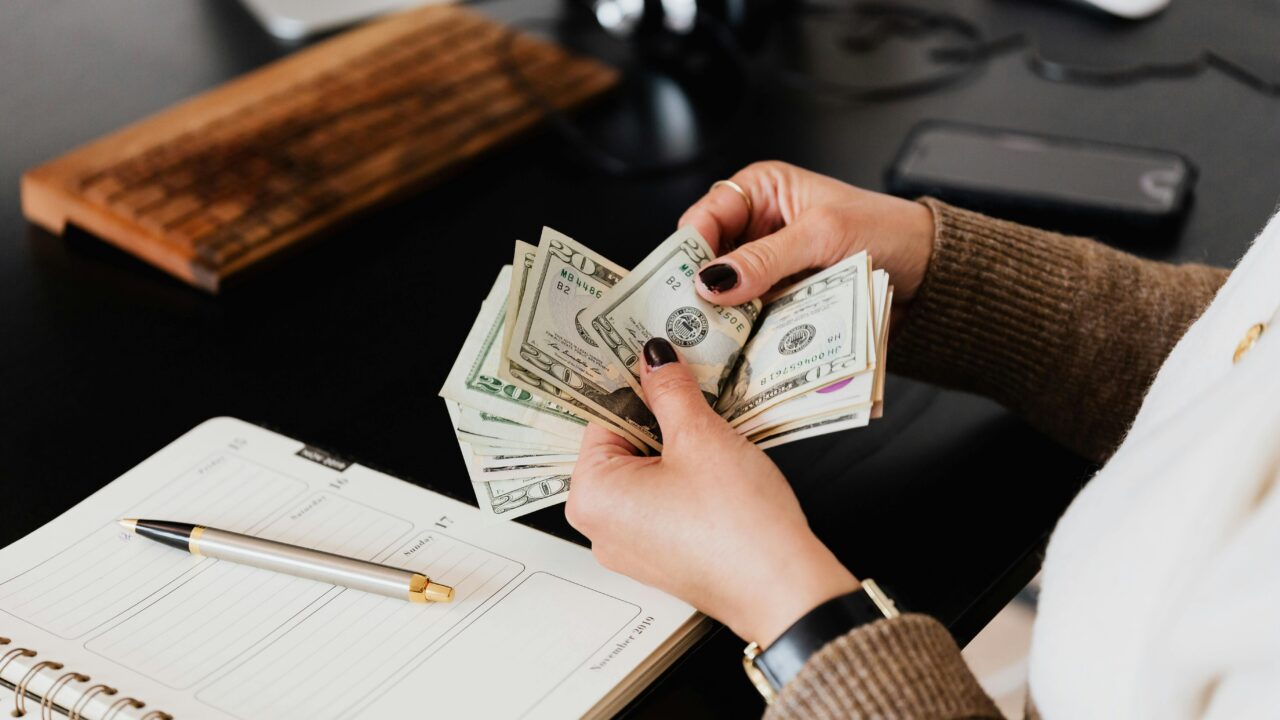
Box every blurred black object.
[508,4,758,177]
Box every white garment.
[1029,210,1280,719]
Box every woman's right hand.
[680,162,936,319]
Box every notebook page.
[0,417,699,719]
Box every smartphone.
[886,121,1196,241]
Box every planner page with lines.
[0,417,703,720]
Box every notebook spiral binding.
[0,637,171,720]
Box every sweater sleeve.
[764,614,1003,720]
[764,205,1228,720]
[890,200,1229,462]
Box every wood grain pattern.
[21,6,618,292]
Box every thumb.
[695,219,826,307]
[640,338,721,443]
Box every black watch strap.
[744,579,901,702]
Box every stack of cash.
[441,226,892,520]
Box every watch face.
[753,582,899,692]
[861,578,901,619]
[742,642,779,704]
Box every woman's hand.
[568,163,922,645]
[680,161,935,318]
[567,338,859,647]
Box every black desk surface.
[2,1,1278,716]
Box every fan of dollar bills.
[441,226,892,521]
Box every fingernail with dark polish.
[643,337,678,369]
[698,263,738,293]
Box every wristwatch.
[742,578,901,704]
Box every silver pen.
[119,518,454,603]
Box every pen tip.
[118,518,137,533]
[425,581,454,603]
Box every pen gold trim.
[120,519,453,604]
[409,573,454,603]
[188,526,204,556]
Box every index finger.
[679,184,753,254]
[578,422,641,464]
[680,163,778,251]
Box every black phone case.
[885,120,1197,243]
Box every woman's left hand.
[566,338,859,647]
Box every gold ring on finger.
[710,179,753,226]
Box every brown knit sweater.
[764,200,1229,720]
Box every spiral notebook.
[0,418,708,719]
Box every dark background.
[1,0,1278,716]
